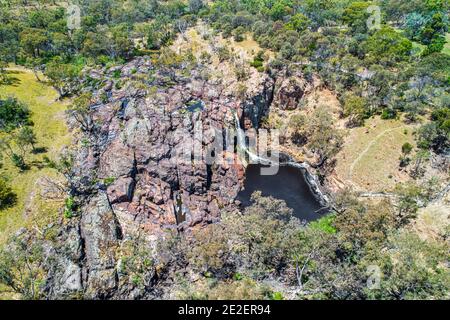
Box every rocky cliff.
[37,22,342,296]
[43,51,281,298]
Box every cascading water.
[234,112,272,165]
[233,111,330,219]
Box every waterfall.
[233,111,274,165]
[233,111,330,207]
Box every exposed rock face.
[274,75,311,110]
[80,192,122,298]
[243,80,275,128]
[43,224,84,298]
[88,58,273,235]
[45,56,275,298]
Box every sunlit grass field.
[0,67,72,246]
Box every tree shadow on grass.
[0,188,17,211]
[1,70,23,87]
[0,76,21,87]
[30,160,46,170]
[17,164,31,172]
[32,147,48,154]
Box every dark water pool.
[236,165,324,222]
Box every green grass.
[310,215,337,234]
[0,67,72,246]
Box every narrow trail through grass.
[335,117,417,192]
[348,126,403,178]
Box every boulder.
[274,76,310,110]
[107,177,135,204]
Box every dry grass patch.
[412,201,450,241]
[334,117,418,192]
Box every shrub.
[103,177,116,186]
[271,292,284,300]
[250,51,265,70]
[0,98,31,132]
[233,26,246,42]
[402,142,413,155]
[310,215,337,234]
[381,109,397,120]
[0,178,16,210]
[11,153,27,170]
[64,196,76,218]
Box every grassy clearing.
[334,117,417,192]
[0,67,71,246]
[412,201,450,241]
[226,32,275,61]
[231,35,264,57]
[176,24,272,63]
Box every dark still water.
[237,165,324,222]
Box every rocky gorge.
[1,0,449,303]
[39,39,336,298]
